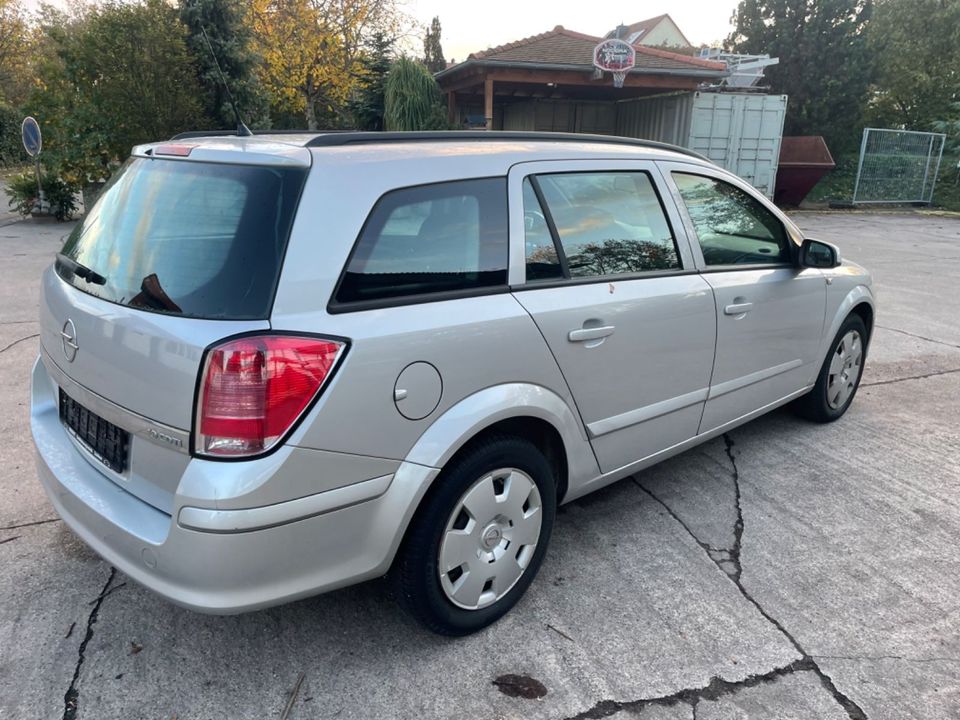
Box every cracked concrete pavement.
[1,212,958,719]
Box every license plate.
[59,389,130,473]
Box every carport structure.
[435,26,727,132]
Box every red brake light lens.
[196,335,345,457]
[154,143,195,157]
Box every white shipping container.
[687,92,787,198]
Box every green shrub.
[0,104,27,167]
[384,57,449,131]
[4,170,79,221]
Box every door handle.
[724,302,753,315]
[568,325,616,342]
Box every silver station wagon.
[31,131,874,635]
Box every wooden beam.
[484,77,494,130]
[486,68,701,90]
[447,91,457,125]
[438,70,487,93]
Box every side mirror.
[799,238,841,269]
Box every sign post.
[21,117,44,212]
[593,39,636,89]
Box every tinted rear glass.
[57,158,306,320]
[334,178,508,306]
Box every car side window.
[335,178,508,305]
[526,171,681,280]
[672,173,791,266]
[522,178,564,281]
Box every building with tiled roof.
[604,14,694,50]
[435,25,726,131]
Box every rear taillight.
[196,335,345,458]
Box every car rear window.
[56,157,306,320]
[333,178,508,307]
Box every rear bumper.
[30,356,438,613]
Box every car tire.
[795,314,868,423]
[391,435,557,636]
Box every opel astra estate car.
[31,131,874,635]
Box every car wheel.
[795,314,868,423]
[391,435,556,636]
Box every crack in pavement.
[636,433,868,720]
[813,654,960,664]
[0,333,39,355]
[0,517,61,531]
[861,367,960,387]
[63,567,117,720]
[722,435,745,584]
[875,325,960,350]
[563,658,817,719]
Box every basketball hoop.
[593,38,635,89]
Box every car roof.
[172,130,707,159]
[134,131,716,174]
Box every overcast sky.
[23,0,741,61]
[408,0,741,62]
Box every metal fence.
[853,128,946,204]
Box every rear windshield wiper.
[56,253,107,286]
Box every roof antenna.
[200,25,252,137]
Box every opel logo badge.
[60,319,79,362]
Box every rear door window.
[524,171,681,280]
[57,158,306,319]
[333,178,508,306]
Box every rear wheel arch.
[440,416,569,504]
[850,302,874,344]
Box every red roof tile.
[467,26,723,72]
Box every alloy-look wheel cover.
[827,329,864,410]
[438,468,543,610]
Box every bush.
[0,103,26,167]
[4,170,79,221]
[384,57,449,131]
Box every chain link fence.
[853,128,946,204]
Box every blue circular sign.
[21,116,42,157]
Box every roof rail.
[304,131,708,160]
[168,129,707,161]
[170,129,330,140]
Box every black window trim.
[327,175,511,314]
[527,176,570,280]
[519,168,685,286]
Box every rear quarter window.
[333,178,508,308]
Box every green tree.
[348,30,395,130]
[0,0,32,106]
[30,1,205,188]
[422,16,445,74]
[251,0,408,130]
[179,0,270,129]
[933,103,960,153]
[727,0,873,152]
[383,57,447,131]
[866,0,960,130]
